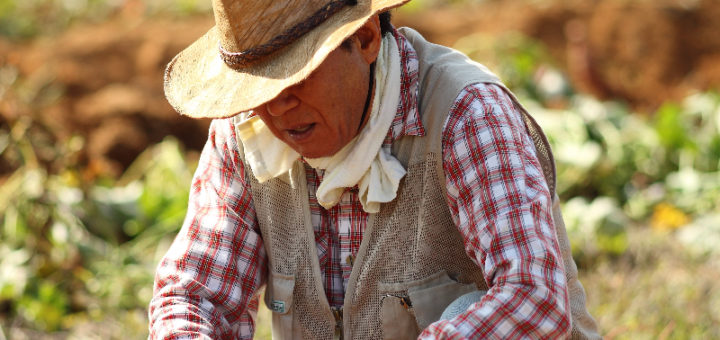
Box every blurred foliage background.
[1,0,719,339]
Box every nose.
[265,90,300,117]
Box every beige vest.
[239,27,600,340]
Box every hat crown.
[213,0,346,54]
[165,0,408,118]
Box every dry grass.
[580,228,720,339]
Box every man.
[149,0,600,339]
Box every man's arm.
[421,84,571,339]
[149,119,267,339]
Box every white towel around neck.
[234,35,406,213]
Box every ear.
[352,15,382,65]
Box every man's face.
[252,19,381,158]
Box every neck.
[356,62,376,133]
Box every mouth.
[285,123,316,142]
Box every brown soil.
[1,16,214,177]
[395,0,720,109]
[2,0,719,177]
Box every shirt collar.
[384,28,424,146]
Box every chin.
[297,146,338,159]
[299,150,329,159]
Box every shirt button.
[345,255,355,266]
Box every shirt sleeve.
[420,83,571,339]
[149,118,268,340]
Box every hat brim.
[164,0,409,119]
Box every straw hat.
[164,0,410,119]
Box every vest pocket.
[407,270,482,330]
[379,270,483,337]
[264,271,295,340]
[379,293,420,340]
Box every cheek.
[253,109,283,138]
[325,68,367,133]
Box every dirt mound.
[396,0,720,111]
[1,16,214,177]
[3,0,720,177]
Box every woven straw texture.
[164,0,408,119]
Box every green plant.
[0,116,193,336]
[0,0,212,40]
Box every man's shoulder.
[399,27,505,113]
[450,83,519,118]
[398,27,498,78]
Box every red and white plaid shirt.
[150,30,570,339]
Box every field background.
[1,0,719,339]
